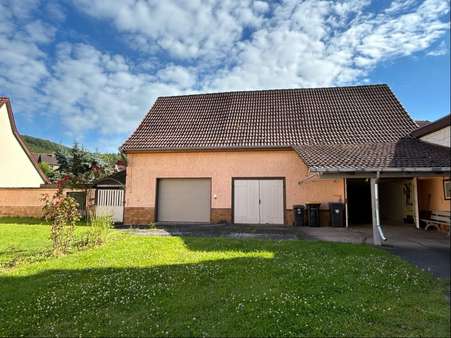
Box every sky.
[0,0,449,153]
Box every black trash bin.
[306,203,321,227]
[329,202,344,227]
[293,205,305,227]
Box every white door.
[259,180,284,224]
[234,180,260,224]
[95,189,124,223]
[157,178,211,223]
[234,179,284,224]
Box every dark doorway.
[67,191,87,218]
[346,178,372,225]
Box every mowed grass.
[0,221,449,337]
[0,218,90,270]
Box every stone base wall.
[0,206,43,218]
[211,208,232,224]
[124,207,155,225]
[122,206,336,226]
[285,209,294,226]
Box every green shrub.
[41,190,80,256]
[76,216,113,249]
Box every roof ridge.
[157,83,389,99]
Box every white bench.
[421,210,451,233]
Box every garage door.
[234,179,284,224]
[157,178,211,223]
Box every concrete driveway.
[299,225,450,279]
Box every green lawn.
[0,221,449,337]
[0,218,89,270]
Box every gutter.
[311,167,451,173]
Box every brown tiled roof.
[37,153,59,166]
[121,84,449,171]
[122,84,416,150]
[293,138,450,172]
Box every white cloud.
[72,0,267,60]
[0,0,50,115]
[46,1,66,22]
[427,40,449,56]
[43,43,187,139]
[204,0,450,91]
[0,0,449,151]
[25,20,57,43]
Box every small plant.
[41,177,80,256]
[87,215,113,246]
[76,216,113,249]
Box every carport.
[321,168,450,245]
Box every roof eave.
[311,166,451,174]
[122,145,294,153]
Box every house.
[121,85,450,239]
[0,97,48,187]
[114,160,126,172]
[411,114,450,148]
[414,120,431,128]
[32,153,59,170]
[410,114,451,230]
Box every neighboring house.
[114,160,126,172]
[120,85,450,231]
[0,97,48,187]
[415,120,431,128]
[411,114,450,148]
[32,153,59,170]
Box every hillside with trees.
[21,135,125,182]
[22,135,71,154]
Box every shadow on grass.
[1,252,449,337]
[0,217,49,225]
[0,236,449,337]
[0,217,91,226]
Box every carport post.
[412,177,420,229]
[344,178,349,228]
[370,177,382,246]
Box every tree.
[55,143,96,185]
[39,162,55,181]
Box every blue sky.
[1,0,449,152]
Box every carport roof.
[292,139,450,173]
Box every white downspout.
[370,173,386,245]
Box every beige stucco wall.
[0,188,58,217]
[125,150,344,212]
[0,104,45,187]
[420,126,451,148]
[0,188,57,206]
[418,177,451,212]
[0,188,95,218]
